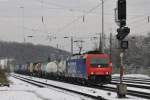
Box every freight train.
[14,52,112,85]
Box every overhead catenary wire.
[34,0,91,13]
[25,0,108,42]
[21,0,150,42]
[128,17,147,25]
[34,0,117,15]
[130,18,148,29]
[31,0,111,13]
[127,15,150,32]
[23,0,150,34]
[55,1,107,33]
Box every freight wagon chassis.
[15,71,111,86]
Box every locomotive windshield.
[90,58,109,67]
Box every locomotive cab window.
[90,58,109,67]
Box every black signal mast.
[116,0,130,98]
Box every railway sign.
[120,41,128,49]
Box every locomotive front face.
[90,57,109,68]
[86,54,112,83]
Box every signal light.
[118,0,126,20]
[91,72,94,75]
[109,63,112,66]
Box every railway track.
[11,74,106,100]
[12,74,150,99]
[112,77,150,82]
[111,81,150,89]
[96,85,150,99]
[112,77,150,85]
[112,76,150,80]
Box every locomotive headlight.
[91,72,94,75]
[109,63,112,66]
[105,72,109,74]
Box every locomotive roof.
[83,50,103,54]
[69,52,108,60]
[69,54,84,60]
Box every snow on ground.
[0,76,94,100]
[0,77,41,100]
[113,74,150,79]
[13,73,148,100]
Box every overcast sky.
[0,0,150,52]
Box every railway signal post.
[115,0,130,98]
